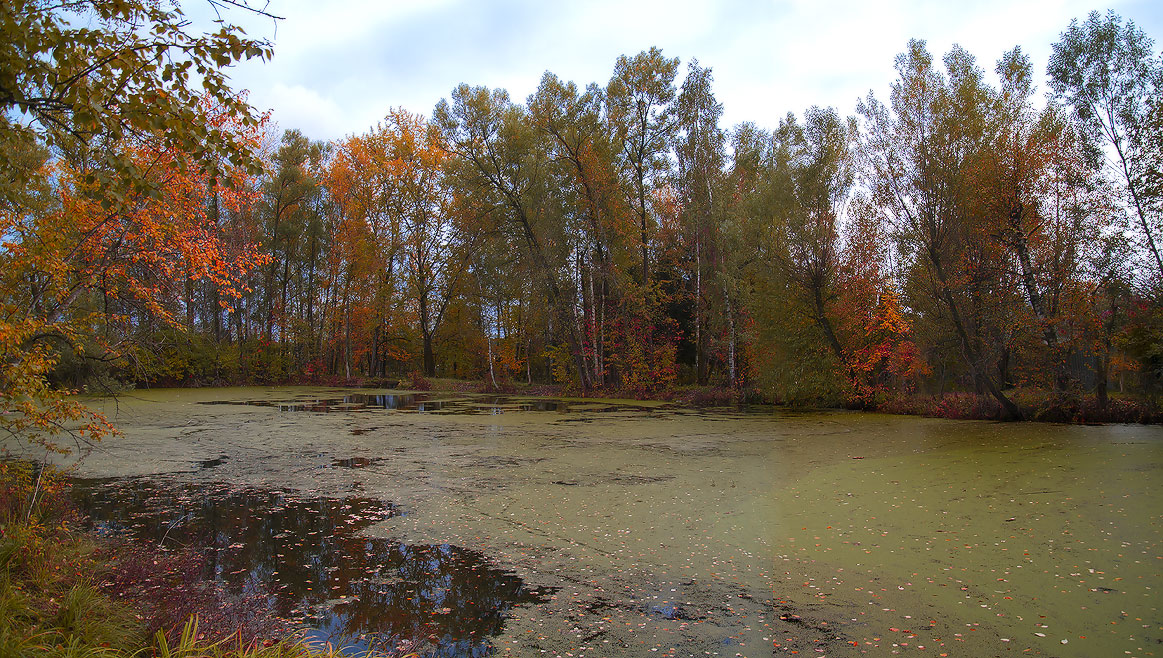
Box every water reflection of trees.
[195,393,579,414]
[73,481,551,655]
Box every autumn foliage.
[1,105,267,452]
[4,4,1162,434]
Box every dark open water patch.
[71,479,554,656]
[197,393,439,413]
[332,457,381,468]
[199,455,228,469]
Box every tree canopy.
[3,5,1162,436]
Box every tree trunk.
[370,322,381,378]
[639,171,650,288]
[1096,289,1118,408]
[344,306,351,381]
[264,206,283,341]
[423,330,436,377]
[1114,138,1163,279]
[695,233,707,385]
[184,277,195,331]
[280,254,291,365]
[514,210,592,391]
[485,305,497,390]
[930,247,1023,420]
[813,285,845,363]
[1010,203,1069,389]
[305,231,318,361]
[724,281,736,386]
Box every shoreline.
[107,376,1161,425]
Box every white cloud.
[206,0,1163,140]
[261,83,350,139]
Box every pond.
[23,387,1163,657]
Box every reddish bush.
[475,378,517,394]
[682,387,740,407]
[876,390,1159,424]
[102,541,291,646]
[408,370,432,391]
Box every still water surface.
[43,388,1163,657]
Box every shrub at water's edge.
[875,389,1160,423]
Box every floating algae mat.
[28,387,1163,657]
[194,391,642,415]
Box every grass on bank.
[0,461,406,658]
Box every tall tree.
[381,109,465,377]
[978,49,1112,388]
[772,107,856,368]
[860,40,1024,419]
[673,60,727,385]
[258,130,327,351]
[528,73,627,386]
[1048,10,1163,281]
[606,47,680,290]
[327,128,405,379]
[435,85,593,391]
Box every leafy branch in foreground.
[0,0,272,201]
[0,1,272,454]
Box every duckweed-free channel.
[25,387,1163,657]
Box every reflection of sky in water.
[72,481,552,656]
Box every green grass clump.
[0,460,136,657]
[153,617,417,658]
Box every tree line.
[4,5,1162,440]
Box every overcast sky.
[196,0,1163,142]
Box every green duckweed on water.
[8,387,1158,657]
